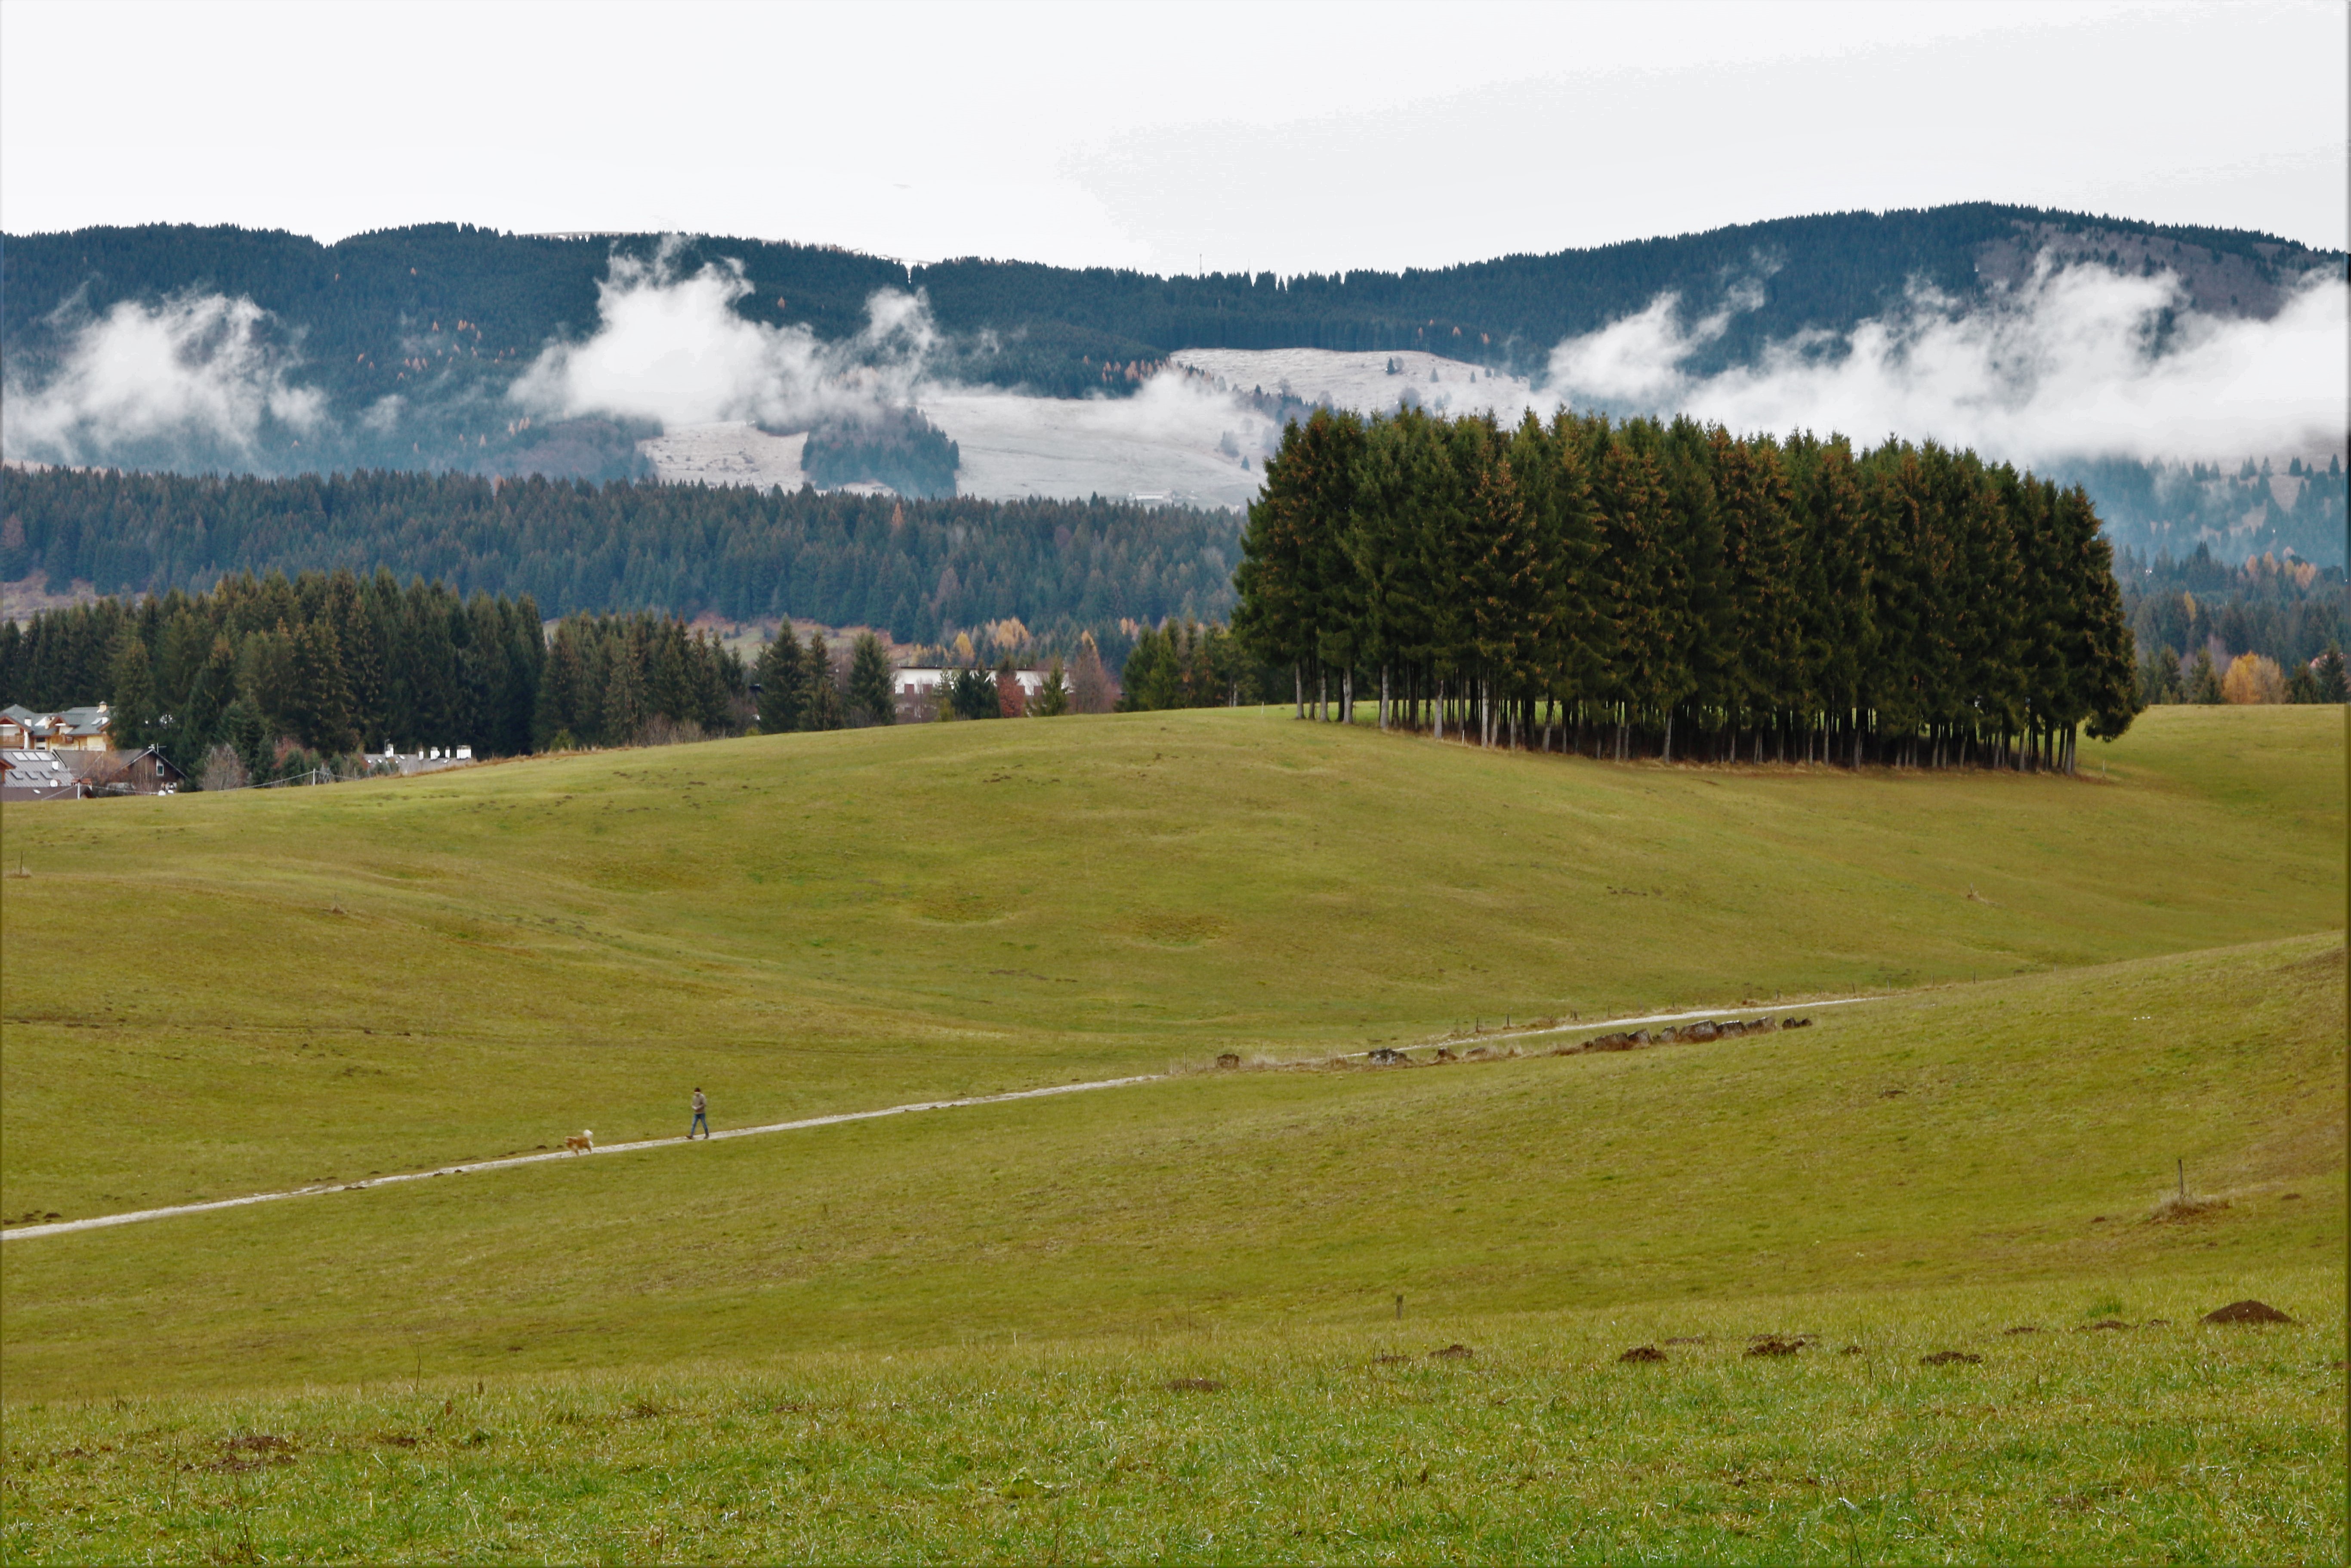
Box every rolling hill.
[2,703,2340,1557]
[2,704,2338,1225]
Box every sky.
[1,0,2343,274]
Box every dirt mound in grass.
[1617,1344,1666,1363]
[2078,1319,2132,1332]
[1745,1337,1803,1358]
[2201,1299,2293,1325]
[1919,1350,1983,1365]
[198,1433,295,1473]
[1428,1343,1474,1360]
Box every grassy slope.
[2,705,2340,1224]
[2,933,2341,1560]
[4,932,2339,1401]
[2,707,2341,1559]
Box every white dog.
[564,1129,594,1154]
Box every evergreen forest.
[1233,409,2144,771]
[796,409,962,500]
[0,571,749,777]
[0,467,1239,649]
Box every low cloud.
[1544,258,2349,465]
[1083,369,1283,450]
[510,241,937,430]
[1,291,327,466]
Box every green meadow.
[0,704,2338,1221]
[1,704,2342,1561]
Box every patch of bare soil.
[1745,1337,1804,1358]
[2149,1191,2231,1222]
[1428,1343,1474,1361]
[2002,1325,2040,1335]
[2078,1319,2132,1332]
[2201,1299,2294,1325]
[1919,1350,1983,1366]
[197,1434,294,1472]
[1617,1345,1666,1363]
[1163,1377,1225,1392]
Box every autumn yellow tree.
[2221,652,2285,704]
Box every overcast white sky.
[2,0,2343,274]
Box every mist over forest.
[3,204,2345,579]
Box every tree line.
[1233,407,2141,771]
[1116,617,1279,710]
[0,569,750,779]
[2115,540,2348,700]
[0,466,1238,654]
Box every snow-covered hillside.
[638,349,1545,508]
[1170,348,1544,422]
[637,423,808,489]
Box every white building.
[893,667,1054,699]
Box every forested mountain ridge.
[6,207,2338,452]
[0,465,1239,650]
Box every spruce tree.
[848,632,897,725]
[801,631,846,730]
[2187,647,2225,704]
[285,617,358,754]
[2314,645,2348,703]
[1033,657,1072,716]
[107,636,157,751]
[753,630,806,734]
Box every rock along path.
[2,997,1879,1244]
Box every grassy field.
[4,928,2340,1380]
[1,932,2342,1559]
[1,704,2340,1225]
[6,1278,2341,1563]
[1,704,2342,1560]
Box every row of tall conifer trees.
[1233,408,2141,770]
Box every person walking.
[689,1087,710,1140]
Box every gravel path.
[1,998,1877,1244]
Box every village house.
[0,704,112,751]
[69,747,188,796]
[0,749,83,800]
